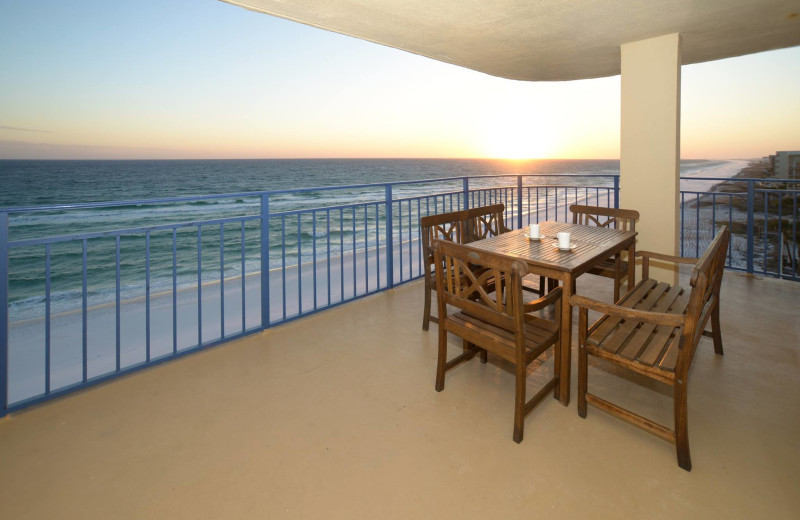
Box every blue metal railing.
[0,173,617,415]
[4,171,797,416]
[680,177,800,280]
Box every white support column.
[620,33,681,283]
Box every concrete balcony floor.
[1,271,798,519]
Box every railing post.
[0,213,8,416]
[517,175,523,230]
[462,177,470,211]
[746,181,755,274]
[613,176,620,209]
[260,194,271,329]
[385,185,394,289]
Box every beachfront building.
[773,150,800,179]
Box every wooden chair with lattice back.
[570,204,640,302]
[433,239,562,443]
[465,203,549,296]
[420,209,468,331]
[464,203,509,242]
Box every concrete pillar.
[620,33,681,283]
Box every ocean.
[0,158,729,321]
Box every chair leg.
[577,348,589,418]
[613,254,622,303]
[435,325,447,392]
[577,308,588,418]
[460,339,487,363]
[553,337,561,399]
[710,304,724,355]
[422,278,432,331]
[553,299,562,400]
[513,361,526,443]
[674,380,692,471]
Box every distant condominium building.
[769,151,800,179]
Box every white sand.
[680,159,751,200]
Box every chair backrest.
[678,226,730,372]
[570,204,639,232]
[420,210,468,262]
[464,203,508,243]
[433,239,527,335]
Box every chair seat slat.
[595,282,671,355]
[452,312,558,363]
[657,334,682,371]
[617,284,684,361]
[589,279,658,346]
[637,294,690,367]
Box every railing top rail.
[1,173,620,214]
[683,188,800,195]
[681,177,800,184]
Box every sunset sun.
[482,115,554,160]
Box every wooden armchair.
[433,239,562,443]
[465,203,549,295]
[463,203,510,242]
[570,227,730,471]
[570,204,640,302]
[420,210,468,331]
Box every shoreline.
[9,182,613,325]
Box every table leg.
[627,243,635,290]
[557,273,572,406]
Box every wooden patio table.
[468,221,637,406]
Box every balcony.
[1,268,798,518]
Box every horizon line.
[0,156,754,162]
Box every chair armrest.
[570,294,684,327]
[636,250,698,265]
[636,250,698,279]
[524,287,562,314]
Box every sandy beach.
[678,159,758,264]
[680,159,751,200]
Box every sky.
[1,0,798,161]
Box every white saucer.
[524,234,544,241]
[553,242,577,251]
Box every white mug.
[528,223,540,238]
[557,232,571,249]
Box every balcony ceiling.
[221,0,800,81]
